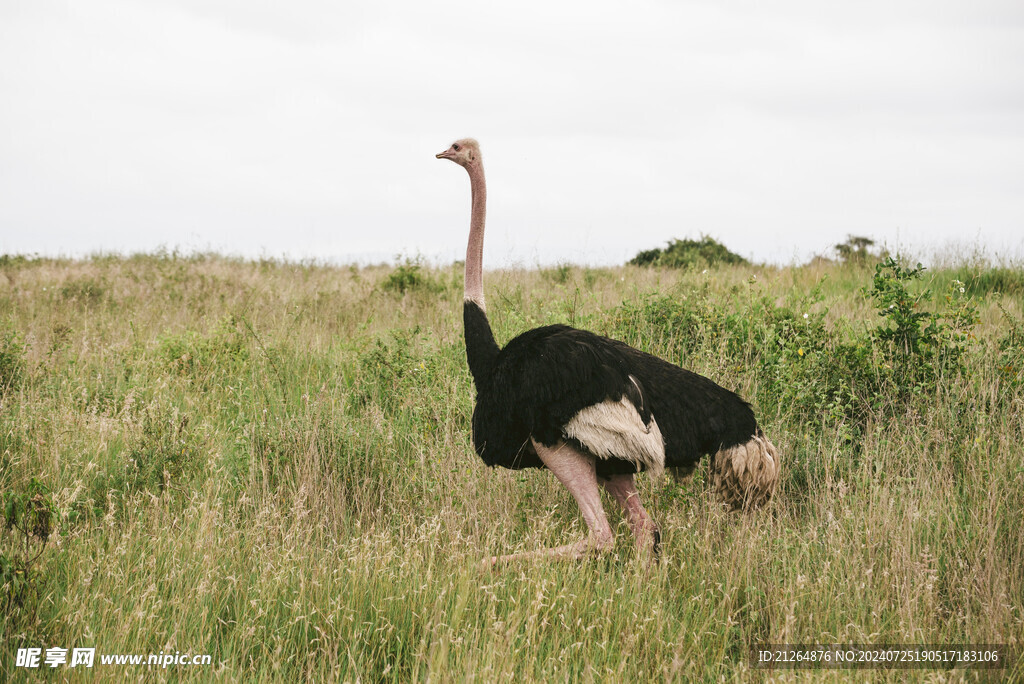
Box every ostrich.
[436,138,779,565]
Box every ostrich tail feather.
[712,434,780,510]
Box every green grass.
[0,253,1022,681]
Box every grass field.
[1,252,1022,681]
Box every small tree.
[835,235,885,264]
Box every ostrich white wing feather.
[564,397,666,476]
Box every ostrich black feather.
[464,301,758,477]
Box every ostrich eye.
[452,144,460,151]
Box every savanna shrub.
[542,263,573,284]
[157,316,249,382]
[611,259,980,439]
[629,236,748,269]
[59,276,108,306]
[610,289,722,364]
[381,257,443,295]
[356,329,421,412]
[610,287,868,430]
[86,404,201,519]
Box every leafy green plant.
[867,258,977,394]
[1,478,55,616]
[995,303,1024,384]
[869,260,940,355]
[0,326,26,394]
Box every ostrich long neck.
[462,159,499,385]
[464,162,486,308]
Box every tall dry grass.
[0,252,1021,681]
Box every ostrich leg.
[483,440,614,567]
[600,474,661,561]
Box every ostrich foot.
[481,440,614,570]
[480,530,613,569]
[600,473,661,563]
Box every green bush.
[157,316,249,382]
[85,404,201,519]
[629,236,748,269]
[381,257,443,295]
[356,328,423,412]
[610,259,980,440]
[59,276,108,306]
[542,263,573,284]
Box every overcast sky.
[2,0,1022,267]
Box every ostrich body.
[437,138,779,564]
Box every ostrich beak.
[436,149,453,160]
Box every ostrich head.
[436,138,481,168]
